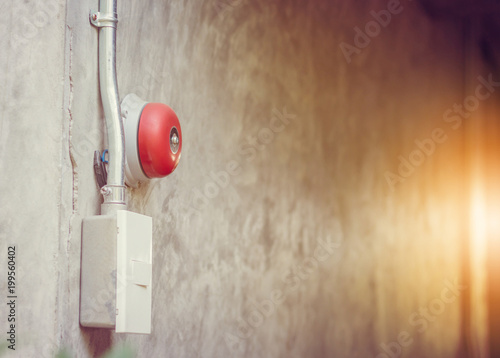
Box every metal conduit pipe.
[91,0,127,214]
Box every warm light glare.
[471,186,486,243]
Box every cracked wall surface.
[0,0,474,357]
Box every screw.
[100,186,111,196]
[91,13,98,21]
[171,133,179,146]
[169,127,180,154]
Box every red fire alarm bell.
[121,94,182,187]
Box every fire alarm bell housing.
[121,93,182,187]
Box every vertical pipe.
[97,0,127,214]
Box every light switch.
[116,210,153,334]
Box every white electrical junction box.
[80,210,152,334]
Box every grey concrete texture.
[0,0,472,357]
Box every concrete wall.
[0,0,68,356]
[1,0,473,357]
[466,16,500,357]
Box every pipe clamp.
[89,10,118,28]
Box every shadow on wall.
[1,331,134,358]
[81,327,112,357]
